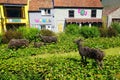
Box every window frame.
[41,9,51,15]
[4,6,25,18]
[69,10,74,18]
[91,9,97,18]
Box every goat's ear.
[73,39,79,43]
[73,39,80,43]
[73,40,76,43]
[79,39,83,41]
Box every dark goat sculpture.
[8,39,29,50]
[74,39,105,69]
[38,34,57,43]
[33,36,45,48]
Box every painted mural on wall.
[30,24,41,29]
[34,18,51,23]
[78,9,87,16]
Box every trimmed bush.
[111,22,120,34]
[40,29,55,36]
[80,26,100,38]
[107,27,118,37]
[17,27,40,42]
[99,27,108,37]
[65,24,80,35]
[2,30,23,44]
[99,27,118,37]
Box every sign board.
[9,19,21,23]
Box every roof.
[54,0,103,8]
[0,0,27,5]
[103,7,120,15]
[66,18,102,23]
[29,0,53,11]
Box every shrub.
[17,27,40,42]
[2,30,23,44]
[65,24,80,35]
[85,37,120,49]
[80,26,100,38]
[99,27,108,37]
[107,27,118,37]
[40,29,55,36]
[99,27,118,37]
[111,22,120,34]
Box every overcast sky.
[102,0,120,7]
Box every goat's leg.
[84,57,87,63]
[99,61,103,68]
[96,60,102,70]
[81,56,84,62]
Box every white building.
[53,0,103,32]
[29,0,103,32]
[103,7,120,27]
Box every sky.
[102,0,120,8]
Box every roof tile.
[54,0,103,8]
[0,0,27,4]
[29,0,53,11]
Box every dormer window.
[41,9,51,15]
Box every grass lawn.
[30,47,120,59]
[0,47,120,79]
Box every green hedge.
[1,30,23,44]
[17,27,40,42]
[80,26,100,38]
[111,22,120,34]
[65,24,80,36]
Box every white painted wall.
[54,8,102,32]
[97,9,103,18]
[107,8,120,27]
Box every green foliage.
[80,26,100,38]
[40,29,55,36]
[0,35,2,44]
[111,22,120,34]
[0,32,120,79]
[84,37,120,49]
[2,30,23,44]
[65,24,80,35]
[17,27,40,42]
[0,50,120,79]
[99,27,108,37]
[99,27,118,37]
[107,27,118,37]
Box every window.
[4,6,24,18]
[69,10,74,17]
[91,10,96,17]
[41,9,51,15]
[41,25,46,29]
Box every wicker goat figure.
[8,39,29,50]
[33,35,45,48]
[74,39,105,69]
[38,34,57,43]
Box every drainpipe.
[0,7,4,33]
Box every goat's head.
[74,39,83,44]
